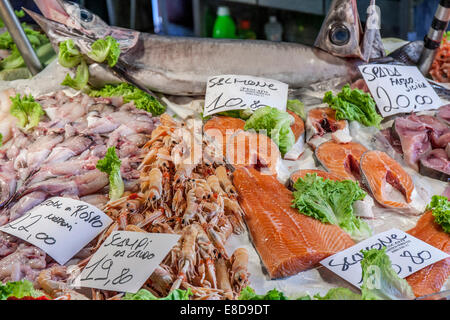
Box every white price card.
[203,74,288,117]
[76,231,180,293]
[320,228,449,288]
[0,197,112,265]
[358,64,443,117]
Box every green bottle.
[212,6,236,39]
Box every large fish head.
[30,0,139,52]
[315,0,385,61]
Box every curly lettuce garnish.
[86,36,120,67]
[61,59,89,91]
[0,280,47,300]
[292,173,371,241]
[426,195,450,233]
[58,39,83,68]
[10,94,45,131]
[238,287,289,300]
[123,288,192,300]
[89,83,165,116]
[244,106,295,155]
[324,84,383,128]
[361,248,415,300]
[314,288,361,300]
[286,99,305,120]
[96,147,124,201]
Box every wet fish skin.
[28,1,359,96]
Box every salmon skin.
[406,211,450,297]
[233,167,354,279]
[305,107,351,150]
[315,141,367,180]
[360,150,418,213]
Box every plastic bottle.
[264,16,283,42]
[238,20,256,39]
[212,6,236,39]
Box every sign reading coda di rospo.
[0,197,112,265]
[203,74,288,117]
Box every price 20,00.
[376,86,433,113]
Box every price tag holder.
[358,64,443,117]
[320,228,449,288]
[0,197,112,265]
[76,231,180,293]
[203,74,288,117]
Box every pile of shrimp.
[36,114,250,300]
[430,36,450,83]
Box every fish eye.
[329,23,350,46]
[80,9,93,22]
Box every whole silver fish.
[28,0,377,96]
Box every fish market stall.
[0,0,448,303]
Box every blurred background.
[11,0,449,44]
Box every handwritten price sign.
[320,228,449,288]
[203,74,288,117]
[0,197,112,265]
[76,231,180,293]
[359,64,443,117]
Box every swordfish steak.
[233,167,354,279]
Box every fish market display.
[233,167,354,279]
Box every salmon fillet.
[287,110,305,141]
[204,116,246,156]
[315,141,367,180]
[233,167,354,279]
[406,211,450,297]
[360,150,414,210]
[226,131,280,175]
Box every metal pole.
[0,0,42,75]
[418,0,450,76]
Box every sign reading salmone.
[0,197,112,265]
[203,74,288,117]
[76,231,180,293]
[320,228,449,288]
[358,64,442,117]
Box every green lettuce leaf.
[238,287,288,300]
[426,195,450,233]
[89,83,165,116]
[0,133,2,147]
[123,288,192,300]
[10,93,45,130]
[292,173,371,241]
[58,39,83,68]
[96,146,124,201]
[86,36,120,67]
[0,280,46,300]
[314,288,362,300]
[360,248,415,300]
[286,99,305,120]
[324,84,383,128]
[0,9,25,29]
[61,59,89,91]
[244,106,295,155]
